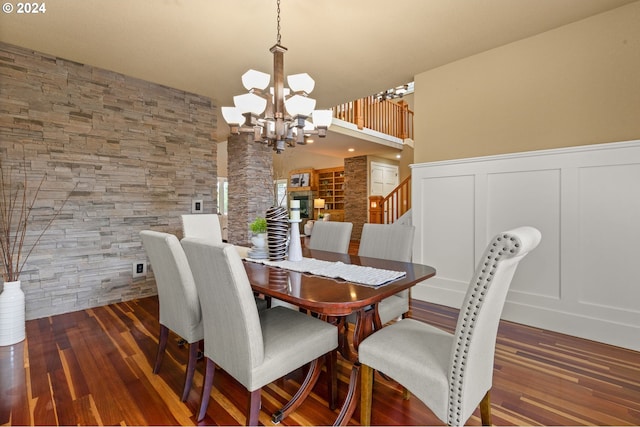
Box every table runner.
[245,257,406,287]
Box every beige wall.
[272,149,343,181]
[414,1,640,163]
[398,144,413,182]
[217,140,342,178]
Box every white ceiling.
[1,0,635,159]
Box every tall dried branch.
[0,153,75,282]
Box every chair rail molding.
[411,140,640,351]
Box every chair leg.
[247,389,262,426]
[153,325,169,374]
[360,364,374,426]
[181,342,199,401]
[197,358,216,422]
[480,390,492,426]
[326,350,338,410]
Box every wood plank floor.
[2,295,639,426]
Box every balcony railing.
[333,97,414,140]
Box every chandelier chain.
[276,0,281,45]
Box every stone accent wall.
[0,42,217,320]
[344,156,368,240]
[227,133,274,246]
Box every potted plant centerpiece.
[0,156,73,346]
[249,217,267,249]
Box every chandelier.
[221,0,332,154]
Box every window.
[217,177,228,215]
[218,178,286,213]
[275,179,287,207]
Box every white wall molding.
[412,140,640,351]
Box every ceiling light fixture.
[375,82,415,101]
[221,0,332,153]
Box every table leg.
[272,358,323,423]
[333,363,361,426]
[333,306,380,426]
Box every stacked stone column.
[227,132,274,246]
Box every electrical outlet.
[132,261,147,278]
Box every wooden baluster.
[354,99,364,129]
[329,94,413,139]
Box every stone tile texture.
[0,42,217,320]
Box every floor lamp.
[313,198,325,220]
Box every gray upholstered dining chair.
[182,214,268,310]
[308,221,353,254]
[359,226,541,426]
[181,237,338,425]
[358,223,415,325]
[140,230,203,402]
[181,214,223,242]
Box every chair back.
[447,226,541,425]
[181,214,223,242]
[181,237,264,387]
[358,223,415,262]
[140,230,203,343]
[308,221,353,254]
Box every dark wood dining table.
[243,246,436,426]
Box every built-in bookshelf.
[317,167,345,218]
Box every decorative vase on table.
[288,199,303,262]
[265,206,289,261]
[0,280,26,346]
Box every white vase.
[0,280,26,346]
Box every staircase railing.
[369,176,411,224]
[333,97,414,140]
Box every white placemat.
[245,257,406,287]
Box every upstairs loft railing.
[369,175,411,224]
[333,97,414,140]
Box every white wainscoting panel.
[411,140,640,351]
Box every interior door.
[370,162,399,196]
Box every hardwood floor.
[2,295,639,426]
